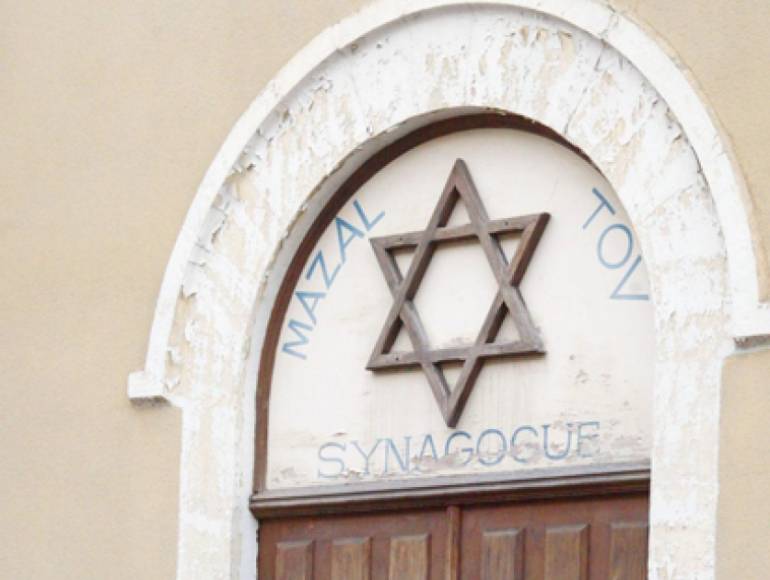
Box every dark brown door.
[259,492,648,579]
[461,494,648,580]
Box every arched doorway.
[128,3,760,578]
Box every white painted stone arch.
[128,1,769,578]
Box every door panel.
[388,534,430,580]
[481,528,524,579]
[275,540,314,580]
[543,525,588,580]
[608,522,648,580]
[331,538,371,580]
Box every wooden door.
[259,492,648,579]
[461,493,648,579]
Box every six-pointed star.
[366,159,550,427]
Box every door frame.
[251,462,649,519]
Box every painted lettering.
[295,290,325,325]
[610,256,649,301]
[317,442,346,478]
[417,434,439,467]
[444,430,473,466]
[582,187,649,302]
[384,437,411,474]
[354,199,384,231]
[316,421,606,480]
[582,187,616,230]
[306,250,341,290]
[542,423,572,460]
[281,319,313,360]
[351,439,382,476]
[282,198,385,360]
[597,224,633,269]
[511,425,538,464]
[476,428,507,466]
[335,217,365,263]
[576,421,601,457]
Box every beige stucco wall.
[718,349,770,579]
[0,1,767,578]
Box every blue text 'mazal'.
[282,200,384,360]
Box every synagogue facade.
[3,1,770,579]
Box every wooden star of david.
[366,159,549,427]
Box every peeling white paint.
[126,2,762,579]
